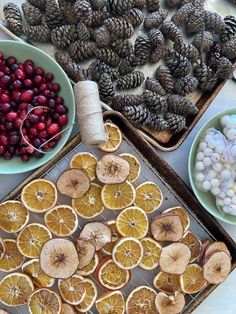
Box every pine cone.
[174,76,199,95]
[86,10,110,28]
[144,9,168,30]
[107,0,135,15]
[112,94,144,110]
[126,53,139,67]
[90,0,107,10]
[24,24,51,42]
[45,0,64,30]
[118,59,135,75]
[104,18,134,39]
[3,3,22,36]
[98,73,115,101]
[229,0,236,3]
[221,38,236,59]
[167,94,199,116]
[155,65,174,93]
[51,25,77,49]
[145,77,166,96]
[74,0,92,20]
[58,0,77,24]
[96,48,120,67]
[194,63,218,91]
[148,29,164,46]
[220,15,236,43]
[22,3,43,26]
[88,60,119,81]
[134,35,152,65]
[165,113,186,134]
[28,0,46,10]
[160,21,183,44]
[207,42,221,67]
[122,8,144,27]
[143,91,168,113]
[146,113,169,131]
[165,0,181,7]
[68,41,96,62]
[171,3,194,26]
[186,7,205,34]
[150,45,165,63]
[146,0,160,12]
[204,11,225,34]
[122,105,149,128]
[94,26,111,47]
[116,71,145,90]
[77,22,90,41]
[165,50,191,78]
[110,39,133,58]
[134,0,146,9]
[192,31,214,52]
[173,42,199,61]
[215,57,233,80]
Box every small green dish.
[0,40,75,174]
[188,108,236,225]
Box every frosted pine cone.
[90,0,107,10]
[144,9,168,30]
[22,3,43,26]
[3,3,22,36]
[146,114,169,131]
[165,50,191,78]
[205,11,225,34]
[150,45,165,63]
[192,31,214,52]
[24,24,51,42]
[77,22,90,41]
[58,0,77,24]
[215,57,233,80]
[122,8,144,27]
[134,35,152,65]
[187,7,205,34]
[98,73,115,101]
[143,91,168,113]
[107,0,134,15]
[165,0,181,7]
[148,29,164,46]
[220,16,236,43]
[28,0,46,10]
[74,0,92,20]
[51,25,77,49]
[160,21,183,44]
[145,77,166,96]
[94,26,111,47]
[110,39,133,58]
[167,94,199,116]
[116,71,145,90]
[112,94,144,111]
[194,63,218,91]
[174,76,199,95]
[173,42,199,61]
[68,41,96,62]
[221,38,236,59]
[171,3,194,26]
[96,48,120,67]
[118,59,135,75]
[45,0,64,30]
[104,18,134,39]
[165,113,186,134]
[122,105,149,128]
[146,0,160,12]
[155,65,174,93]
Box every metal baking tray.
[0,112,235,314]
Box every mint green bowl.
[0,40,75,174]
[188,108,236,225]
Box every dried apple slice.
[198,239,211,264]
[57,169,90,199]
[159,243,191,275]
[76,239,96,270]
[151,214,184,242]
[204,242,230,259]
[96,155,130,184]
[203,251,231,284]
[79,222,112,251]
[0,237,5,260]
[155,291,185,314]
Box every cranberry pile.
[0,52,69,162]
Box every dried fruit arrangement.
[0,122,233,313]
[2,1,236,139]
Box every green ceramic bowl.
[188,108,236,225]
[0,40,75,174]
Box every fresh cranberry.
[19,103,30,110]
[15,68,25,80]
[14,118,23,128]
[45,73,54,82]
[21,90,34,102]
[6,112,18,121]
[47,83,53,90]
[48,141,57,148]
[25,146,34,154]
[18,63,24,71]
[35,67,44,76]
[9,63,19,71]
[21,154,29,162]
[55,97,64,105]
[33,150,44,158]
[47,123,60,136]
[29,114,40,123]
[39,83,47,91]
[29,127,38,136]
[12,80,22,89]
[34,75,43,86]
[0,71,4,78]
[0,52,4,60]
[24,79,33,88]
[52,83,60,92]
[24,59,34,67]
[42,89,51,98]
[2,66,10,74]
[1,103,11,112]
[33,87,40,96]
[9,135,19,145]
[4,151,12,160]
[24,64,35,77]
[33,108,44,117]
[32,138,42,148]
[49,91,56,99]
[10,101,17,110]
[0,145,6,155]
[12,90,21,102]
[58,115,68,126]
[48,99,56,109]
[24,120,31,129]
[7,146,15,154]
[38,130,47,139]
[0,93,10,103]
[35,122,46,131]
[19,110,27,120]
[0,124,6,132]
[56,105,67,114]
[36,95,47,106]
[6,56,17,65]
[0,75,11,86]
[52,112,60,120]
[54,134,61,142]
[0,135,8,146]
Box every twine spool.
[74,80,107,146]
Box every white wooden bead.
[231,145,236,157]
[223,163,231,170]
[220,170,231,179]
[203,148,213,156]
[196,152,204,160]
[199,142,207,150]
[232,196,236,204]
[207,139,217,149]
[223,205,230,213]
[210,178,220,187]
[207,170,217,179]
[215,145,225,154]
[226,189,234,197]
[217,198,224,206]
[195,173,205,182]
[221,115,230,126]
[212,162,222,172]
[228,204,236,215]
[202,180,211,190]
[224,197,231,206]
[211,153,220,163]
[211,188,220,195]
[203,157,211,167]
[226,129,236,141]
[195,161,205,171]
[219,191,226,199]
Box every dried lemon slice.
[28,288,62,314]
[139,237,161,270]
[99,122,122,152]
[119,153,141,182]
[0,239,25,272]
[58,275,86,305]
[70,152,98,180]
[126,286,157,314]
[153,272,181,294]
[180,264,207,294]
[74,277,98,313]
[96,291,125,314]
[0,237,5,259]
[21,179,57,213]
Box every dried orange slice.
[0,201,29,233]
[0,272,34,306]
[153,272,181,293]
[99,122,122,152]
[0,239,25,272]
[72,183,104,219]
[21,179,57,213]
[139,237,161,270]
[96,258,130,290]
[126,286,157,314]
[96,291,125,314]
[180,231,202,262]
[102,220,120,256]
[119,153,141,182]
[134,182,163,213]
[22,259,55,288]
[70,152,98,181]
[58,275,86,305]
[17,223,52,258]
[116,206,148,239]
[44,205,78,237]
[28,288,62,314]
[163,207,190,233]
[61,303,77,314]
[180,264,207,294]
[0,237,5,259]
[74,277,97,313]
[101,181,135,210]
[112,237,143,270]
[76,253,99,277]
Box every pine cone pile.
[3,3,23,36]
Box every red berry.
[33,108,44,117]
[12,90,21,102]
[15,68,25,80]
[24,60,34,67]
[1,103,11,112]
[0,52,4,60]
[21,154,30,162]
[47,123,60,136]
[6,112,18,121]
[0,145,6,155]
[36,95,47,106]
[52,83,60,92]
[12,80,22,89]
[56,105,67,114]
[35,67,44,76]
[0,135,8,146]
[24,79,33,88]
[21,90,34,102]
[29,127,38,136]
[35,122,46,131]
[0,93,10,103]
[38,130,47,139]
[6,57,17,65]
[34,75,43,86]
[0,75,11,86]
[45,73,54,82]
[24,64,35,77]
[58,115,68,126]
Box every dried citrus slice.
[58,275,86,305]
[0,239,25,272]
[112,237,143,270]
[96,291,125,314]
[44,205,78,237]
[22,259,55,288]
[119,153,141,182]
[76,253,99,276]
[101,181,135,210]
[28,288,62,314]
[0,201,29,233]
[96,258,130,290]
[0,273,34,306]
[116,206,148,239]
[99,122,122,152]
[61,303,77,314]
[153,272,181,293]
[17,223,52,258]
[180,264,207,294]
[102,220,120,256]
[139,237,161,270]
[126,286,157,314]
[72,183,104,219]
[70,152,98,180]
[74,277,98,313]
[134,181,163,213]
[0,237,5,259]
[163,207,190,233]
[180,231,202,262]
[21,179,57,213]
